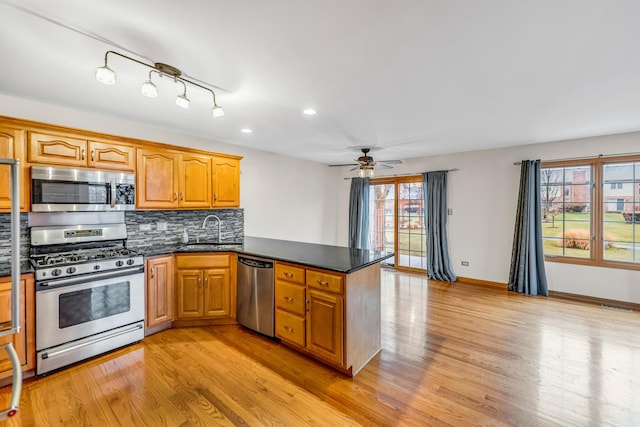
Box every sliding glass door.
[368,177,426,271]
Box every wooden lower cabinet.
[0,273,35,382]
[146,255,174,330]
[174,254,235,323]
[306,289,343,366]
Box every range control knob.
[116,260,124,267]
[94,265,101,270]
[66,266,76,274]
[126,258,135,266]
[51,268,62,277]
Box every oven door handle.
[41,324,144,360]
[37,266,144,288]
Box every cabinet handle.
[174,192,178,201]
[81,149,85,160]
[284,272,293,278]
[305,299,310,312]
[283,325,293,332]
[198,277,202,287]
[213,193,217,202]
[284,296,293,302]
[204,277,208,288]
[180,192,184,201]
[91,150,95,162]
[150,267,155,278]
[317,280,329,287]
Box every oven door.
[35,268,145,351]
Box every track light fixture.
[96,50,224,117]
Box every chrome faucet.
[202,214,222,242]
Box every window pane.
[541,165,592,259]
[603,162,640,264]
[397,182,425,269]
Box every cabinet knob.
[317,280,329,287]
[305,299,310,312]
[283,325,293,332]
[91,150,95,162]
[150,267,155,278]
[284,296,293,302]
[284,272,293,278]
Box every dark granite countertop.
[0,261,34,278]
[138,237,393,274]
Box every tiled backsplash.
[0,210,244,263]
[0,213,30,263]
[124,209,244,250]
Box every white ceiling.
[2,0,640,165]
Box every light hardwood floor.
[1,269,639,426]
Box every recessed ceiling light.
[240,128,252,134]
[303,108,317,116]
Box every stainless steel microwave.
[31,166,135,212]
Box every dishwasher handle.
[238,257,273,269]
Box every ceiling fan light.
[176,94,190,109]
[95,65,116,85]
[211,105,225,118]
[140,80,158,98]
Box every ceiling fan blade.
[349,166,360,171]
[328,163,358,167]
[379,159,403,165]
[374,164,393,170]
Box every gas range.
[31,247,144,282]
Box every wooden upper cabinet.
[213,156,240,207]
[28,132,135,171]
[88,140,135,171]
[137,148,179,209]
[28,132,87,167]
[178,153,212,208]
[0,126,27,211]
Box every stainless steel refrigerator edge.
[236,256,275,337]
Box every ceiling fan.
[329,148,402,177]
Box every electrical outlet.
[461,261,469,266]
[447,208,453,215]
[139,224,152,231]
[156,222,168,231]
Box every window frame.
[542,155,640,271]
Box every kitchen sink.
[179,242,243,251]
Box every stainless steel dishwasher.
[236,256,275,337]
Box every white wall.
[0,94,340,245]
[335,132,640,304]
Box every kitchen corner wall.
[0,213,30,263]
[125,209,244,250]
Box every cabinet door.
[306,289,344,366]
[136,148,178,209]
[212,156,240,207]
[88,140,136,171]
[146,256,174,328]
[176,269,203,318]
[28,132,88,167]
[0,274,34,381]
[0,127,27,211]
[178,153,212,208]
[203,268,230,318]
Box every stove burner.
[32,248,140,268]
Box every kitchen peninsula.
[163,236,393,376]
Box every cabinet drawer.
[275,263,305,285]
[306,270,344,294]
[275,309,305,347]
[275,280,305,316]
[175,254,230,269]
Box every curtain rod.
[514,151,640,165]
[342,168,458,180]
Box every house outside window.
[541,157,640,268]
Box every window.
[541,157,640,268]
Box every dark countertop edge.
[138,239,394,274]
